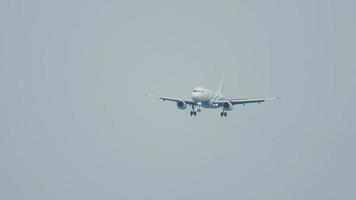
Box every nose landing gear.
[196,102,202,112]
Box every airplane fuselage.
[191,87,221,109]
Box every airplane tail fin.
[217,73,224,96]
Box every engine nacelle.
[222,101,233,111]
[177,100,187,110]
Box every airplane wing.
[146,93,195,105]
[214,98,279,105]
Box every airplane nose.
[192,92,198,100]
[192,92,201,101]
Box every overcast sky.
[1,0,356,199]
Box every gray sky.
[1,0,356,199]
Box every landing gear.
[220,111,227,117]
[196,102,202,113]
[196,104,201,112]
[189,103,202,116]
[190,105,197,116]
[190,110,197,116]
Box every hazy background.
[1,0,355,199]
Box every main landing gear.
[220,111,227,117]
[190,110,197,116]
[190,105,197,117]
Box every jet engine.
[222,101,233,111]
[177,100,187,110]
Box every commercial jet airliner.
[147,77,278,117]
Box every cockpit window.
[193,90,203,93]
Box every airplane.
[146,77,278,117]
